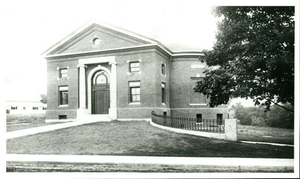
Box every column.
[79,65,87,108]
[109,61,117,119]
[77,64,87,120]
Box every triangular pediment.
[43,21,155,56]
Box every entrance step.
[79,115,111,123]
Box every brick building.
[42,21,228,122]
[6,100,47,114]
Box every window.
[59,86,68,105]
[23,107,26,110]
[163,111,167,125]
[129,81,140,103]
[217,114,223,125]
[196,114,203,123]
[163,111,167,116]
[11,106,17,110]
[95,74,107,84]
[162,83,166,104]
[93,71,109,85]
[59,68,68,78]
[32,107,38,110]
[161,63,166,74]
[43,107,47,110]
[59,115,67,119]
[190,77,207,104]
[129,62,140,72]
[93,38,101,46]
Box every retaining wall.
[150,118,238,141]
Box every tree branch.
[271,101,294,113]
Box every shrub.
[251,115,267,126]
[266,105,294,129]
[231,102,294,129]
[240,112,252,125]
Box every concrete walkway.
[6,120,104,139]
[6,154,294,167]
[6,154,294,172]
[240,141,294,147]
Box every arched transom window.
[93,71,109,85]
[96,74,107,84]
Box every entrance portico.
[77,56,117,121]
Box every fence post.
[225,119,238,141]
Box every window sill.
[190,103,207,106]
[57,77,69,80]
[127,71,141,75]
[59,105,69,107]
[129,102,141,105]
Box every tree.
[40,94,47,104]
[231,103,294,128]
[194,6,294,112]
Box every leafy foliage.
[194,7,294,112]
[40,94,47,104]
[266,104,294,129]
[232,103,294,129]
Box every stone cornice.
[44,44,157,60]
[43,44,204,60]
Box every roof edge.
[44,44,160,59]
[42,20,202,58]
[43,44,204,60]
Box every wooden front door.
[94,90,109,114]
[92,71,110,114]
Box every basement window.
[59,115,67,119]
[196,114,203,123]
[217,114,223,125]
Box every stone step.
[78,115,111,123]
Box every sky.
[1,0,297,105]
[2,0,221,101]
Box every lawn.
[6,123,65,132]
[6,113,59,132]
[238,124,294,145]
[6,114,45,123]
[7,121,294,158]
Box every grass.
[7,121,294,158]
[238,124,294,144]
[6,113,57,132]
[6,114,45,123]
[6,123,65,132]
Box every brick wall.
[46,59,79,119]
[46,50,228,120]
[115,50,167,118]
[170,57,228,119]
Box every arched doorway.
[92,71,110,114]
